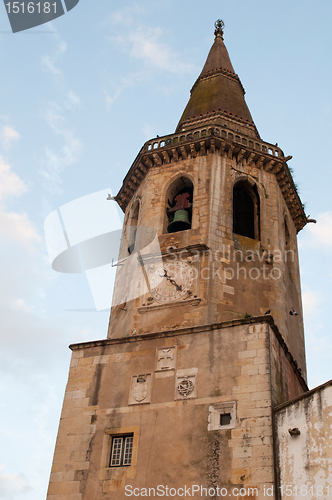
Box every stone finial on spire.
[214,19,224,39]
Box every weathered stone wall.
[269,324,306,407]
[47,318,306,500]
[275,380,332,500]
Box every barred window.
[110,435,134,467]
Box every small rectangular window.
[220,413,231,426]
[110,434,133,467]
[208,402,236,431]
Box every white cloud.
[14,299,32,312]
[302,288,320,320]
[0,156,40,250]
[40,31,81,196]
[40,103,81,196]
[41,30,67,77]
[0,159,42,313]
[0,210,40,250]
[0,167,105,495]
[108,5,143,26]
[0,157,71,499]
[131,29,194,74]
[104,88,122,108]
[45,105,81,162]
[103,70,146,109]
[0,157,27,201]
[104,9,196,108]
[141,123,156,140]
[0,126,20,150]
[42,30,80,110]
[42,54,62,76]
[0,466,31,497]
[64,90,81,110]
[300,212,332,250]
[113,26,195,74]
[301,286,332,387]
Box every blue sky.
[0,1,332,498]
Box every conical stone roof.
[176,21,259,138]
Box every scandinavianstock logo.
[44,189,163,312]
[3,0,79,33]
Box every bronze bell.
[167,209,191,233]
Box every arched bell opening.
[233,180,260,240]
[284,216,294,272]
[166,177,193,234]
[127,201,140,254]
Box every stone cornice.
[177,108,259,138]
[69,314,308,393]
[138,297,201,314]
[191,67,246,96]
[116,124,307,233]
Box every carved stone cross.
[158,348,174,369]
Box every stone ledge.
[69,315,308,393]
[138,298,201,314]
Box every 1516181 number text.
[5,2,57,14]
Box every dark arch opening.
[284,218,290,247]
[127,201,140,254]
[233,182,260,240]
[166,177,193,234]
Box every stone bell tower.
[47,21,309,500]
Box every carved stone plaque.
[175,369,197,400]
[178,377,194,397]
[128,374,152,405]
[155,346,176,371]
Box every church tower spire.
[47,22,309,500]
[177,20,259,138]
